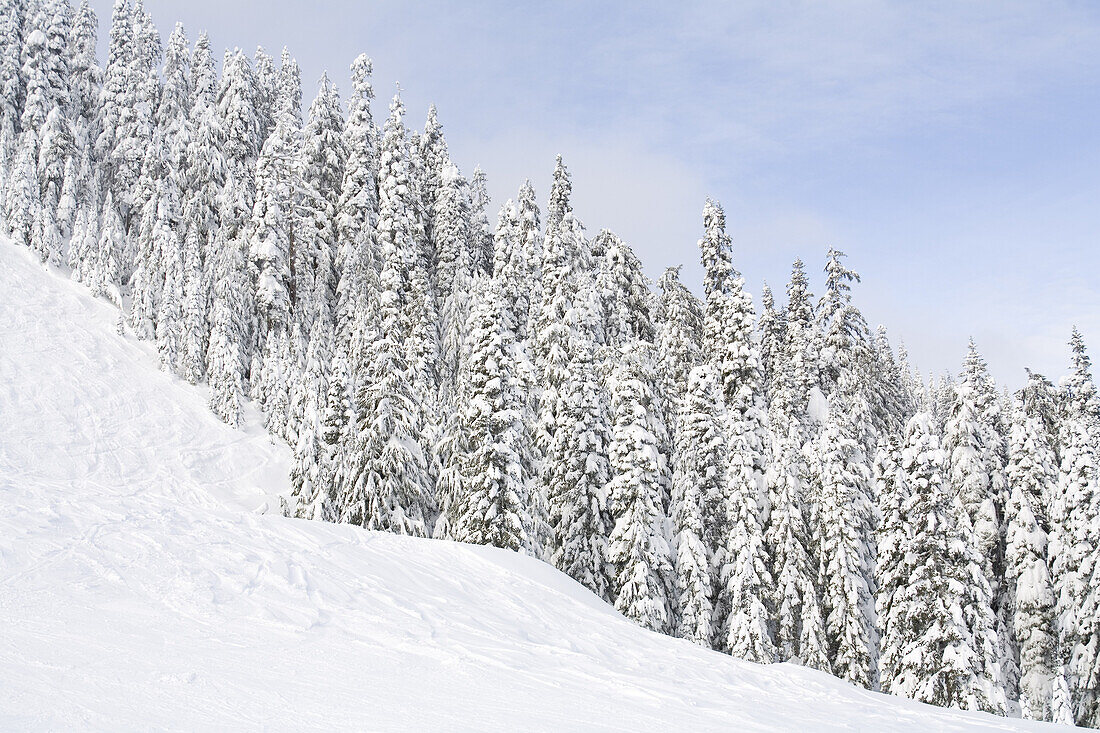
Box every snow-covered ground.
[0,240,1063,731]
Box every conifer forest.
[2,0,1098,726]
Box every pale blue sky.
[102,1,1100,387]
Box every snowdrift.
[0,240,1061,730]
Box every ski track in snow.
[0,241,1063,730]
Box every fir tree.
[288,306,336,521]
[334,214,433,536]
[606,346,673,634]
[815,375,877,688]
[594,229,655,347]
[766,413,830,671]
[296,72,345,331]
[1005,480,1057,721]
[452,279,530,551]
[671,365,728,646]
[653,265,704,435]
[717,402,777,663]
[206,229,248,426]
[882,412,1007,714]
[547,335,612,599]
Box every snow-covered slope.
[0,240,1059,731]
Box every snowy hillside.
[0,240,1065,731]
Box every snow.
[0,240,1064,730]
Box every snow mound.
[0,241,1059,730]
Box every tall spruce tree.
[606,346,673,634]
[452,278,530,552]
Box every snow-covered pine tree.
[152,179,185,372]
[869,325,912,436]
[179,224,206,384]
[943,340,1015,697]
[216,48,261,388]
[252,46,276,142]
[183,31,225,292]
[815,249,871,401]
[132,22,189,343]
[1005,477,1057,721]
[492,180,541,342]
[531,156,587,523]
[451,277,531,551]
[670,364,729,646]
[468,165,494,276]
[758,282,786,403]
[4,140,40,248]
[765,406,830,671]
[36,106,71,265]
[698,199,769,477]
[1055,329,1100,725]
[248,92,300,424]
[874,432,909,690]
[93,0,133,221]
[333,54,378,390]
[594,229,655,347]
[717,396,777,663]
[433,159,471,309]
[782,258,818,431]
[334,210,433,536]
[882,412,1007,714]
[606,345,674,634]
[287,303,336,522]
[88,188,122,305]
[216,48,261,240]
[417,104,448,290]
[697,199,772,655]
[206,227,248,426]
[546,331,613,599]
[815,373,876,687]
[0,0,25,211]
[1007,394,1058,545]
[653,265,704,436]
[296,72,345,332]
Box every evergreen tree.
[816,249,871,400]
[88,189,122,305]
[93,0,133,220]
[288,305,336,522]
[782,258,818,429]
[335,210,433,536]
[758,282,786,402]
[334,53,378,382]
[815,375,876,688]
[0,0,25,210]
[1005,480,1057,721]
[594,229,654,347]
[452,279,530,551]
[766,410,830,671]
[717,400,777,663]
[179,225,206,384]
[468,165,494,275]
[881,412,1007,714]
[1056,329,1100,724]
[874,433,909,690]
[296,72,345,332]
[606,346,673,634]
[671,365,728,646]
[547,335,612,599]
[653,265,704,435]
[206,228,248,426]
[248,95,300,422]
[252,46,276,142]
